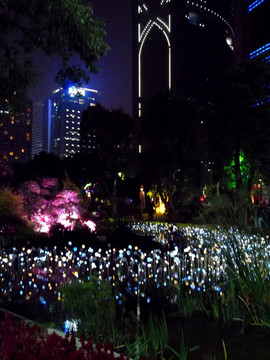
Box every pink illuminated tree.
[19,178,95,233]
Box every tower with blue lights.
[132,0,234,118]
[248,0,270,61]
[32,87,98,159]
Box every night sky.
[28,1,132,114]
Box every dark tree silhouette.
[0,0,109,109]
[139,92,202,217]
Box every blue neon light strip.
[250,43,270,59]
[249,0,266,12]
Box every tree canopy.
[66,104,135,196]
[139,92,202,215]
[0,0,109,108]
[208,58,270,191]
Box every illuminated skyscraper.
[248,0,270,61]
[132,0,234,117]
[0,101,32,176]
[32,87,98,159]
[247,0,270,108]
[32,99,51,157]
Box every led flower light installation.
[0,223,269,308]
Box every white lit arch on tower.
[137,0,171,117]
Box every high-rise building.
[32,99,51,157]
[248,0,270,61]
[246,0,270,109]
[0,101,32,176]
[32,87,98,159]
[132,0,234,118]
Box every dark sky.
[28,1,132,114]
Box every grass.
[58,275,117,344]
[220,233,270,326]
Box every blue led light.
[250,43,270,59]
[249,0,266,12]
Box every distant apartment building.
[0,101,32,176]
[32,86,98,159]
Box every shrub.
[59,275,116,344]
[0,312,129,359]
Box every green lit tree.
[209,58,270,191]
[0,0,109,109]
[207,58,270,224]
[223,150,251,190]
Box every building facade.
[248,0,270,108]
[248,0,270,61]
[32,99,51,157]
[132,0,235,118]
[0,102,32,176]
[32,87,98,159]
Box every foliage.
[222,238,270,326]
[80,104,135,194]
[17,178,95,233]
[59,276,116,344]
[0,186,23,218]
[144,313,168,359]
[139,92,202,217]
[124,312,185,360]
[223,150,251,190]
[0,187,34,245]
[208,58,270,190]
[0,0,109,108]
[174,285,206,318]
[0,312,129,359]
[199,193,250,228]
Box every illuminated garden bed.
[0,222,270,359]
